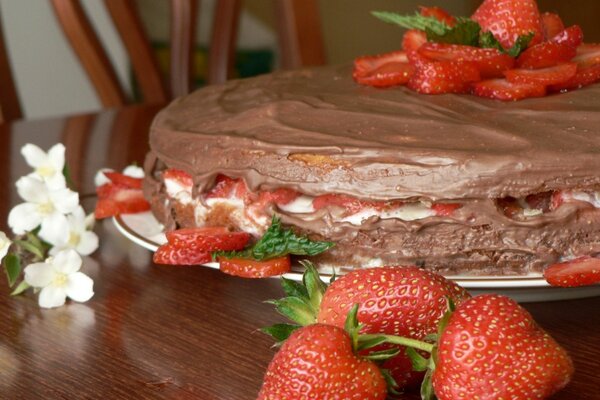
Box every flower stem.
[359,334,435,353]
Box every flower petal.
[65,272,94,303]
[51,249,82,274]
[47,143,66,171]
[39,212,69,246]
[21,144,46,169]
[38,286,67,308]
[76,231,99,256]
[24,262,54,287]
[49,188,79,214]
[123,165,144,178]
[8,203,42,234]
[70,206,86,226]
[44,172,67,190]
[94,168,113,187]
[0,232,11,262]
[16,176,48,203]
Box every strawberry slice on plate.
[153,244,212,266]
[166,227,250,252]
[94,183,150,219]
[472,78,546,101]
[544,256,600,287]
[218,255,291,278]
[550,25,584,49]
[571,43,600,69]
[542,12,565,40]
[408,59,481,94]
[516,42,577,69]
[402,29,427,52]
[418,43,515,78]
[505,63,578,86]
[353,51,414,88]
[103,171,143,189]
[550,64,600,92]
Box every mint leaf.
[426,18,480,46]
[371,11,448,35]
[480,31,534,57]
[3,253,21,287]
[215,216,334,261]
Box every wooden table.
[0,106,599,399]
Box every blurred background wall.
[1,0,599,119]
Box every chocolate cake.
[143,64,600,276]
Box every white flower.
[94,164,144,187]
[0,231,11,263]
[21,143,66,188]
[48,206,99,256]
[24,249,94,308]
[8,176,79,241]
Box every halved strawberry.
[472,0,543,50]
[549,64,600,92]
[104,171,143,189]
[432,203,461,216]
[205,175,249,200]
[218,255,291,278]
[516,42,577,69]
[550,25,584,49]
[571,43,600,69]
[408,60,481,94]
[313,194,382,215]
[505,63,577,86]
[353,51,414,88]
[402,29,427,52]
[419,6,456,27]
[153,244,212,265]
[418,43,515,78]
[472,78,546,101]
[94,184,151,219]
[163,168,193,187]
[541,12,565,40]
[166,227,250,251]
[544,256,600,287]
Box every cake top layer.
[149,65,600,200]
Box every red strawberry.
[402,29,427,52]
[542,12,565,40]
[317,266,470,388]
[408,60,481,94]
[257,188,299,206]
[571,43,600,69]
[205,175,249,200]
[472,78,546,101]
[257,324,387,400]
[550,25,584,49]
[162,168,193,187]
[313,193,381,215]
[544,256,600,287]
[153,244,211,265]
[418,43,515,78]
[419,6,456,27]
[103,171,143,189]
[472,0,543,50]
[432,203,461,216]
[353,51,414,88]
[218,255,290,278]
[550,64,600,92]
[94,183,150,219]
[516,42,577,69]
[505,63,578,86]
[432,294,574,400]
[166,227,250,252]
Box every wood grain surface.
[0,106,599,399]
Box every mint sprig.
[426,18,480,47]
[479,31,535,57]
[214,216,334,261]
[371,11,448,35]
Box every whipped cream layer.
[149,65,600,201]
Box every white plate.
[113,211,600,303]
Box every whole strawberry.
[257,324,387,400]
[472,0,544,50]
[432,294,574,400]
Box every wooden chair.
[0,0,325,123]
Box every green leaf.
[479,31,534,57]
[426,18,480,46]
[363,347,401,361]
[406,347,429,372]
[10,280,30,296]
[14,239,45,261]
[344,304,362,352]
[268,297,316,326]
[301,261,328,312]
[357,335,388,352]
[3,254,21,287]
[379,368,401,395]
[421,368,437,400]
[63,165,76,190]
[261,323,300,343]
[371,11,448,35]
[280,277,309,299]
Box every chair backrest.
[0,0,325,123]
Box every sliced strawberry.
[571,43,600,69]
[550,25,584,49]
[544,256,600,287]
[549,64,600,92]
[153,243,212,265]
[402,29,427,52]
[166,227,250,252]
[541,12,565,40]
[104,171,143,189]
[472,0,543,50]
[205,175,249,200]
[353,51,414,88]
[432,203,461,216]
[505,63,577,86]
[218,255,291,278]
[95,183,151,219]
[516,42,577,69]
[408,60,481,94]
[313,194,381,215]
[163,168,193,187]
[472,78,546,101]
[525,191,555,212]
[418,43,515,78]
[259,188,299,206]
[419,6,456,27]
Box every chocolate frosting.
[149,65,600,202]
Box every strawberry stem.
[358,334,435,353]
